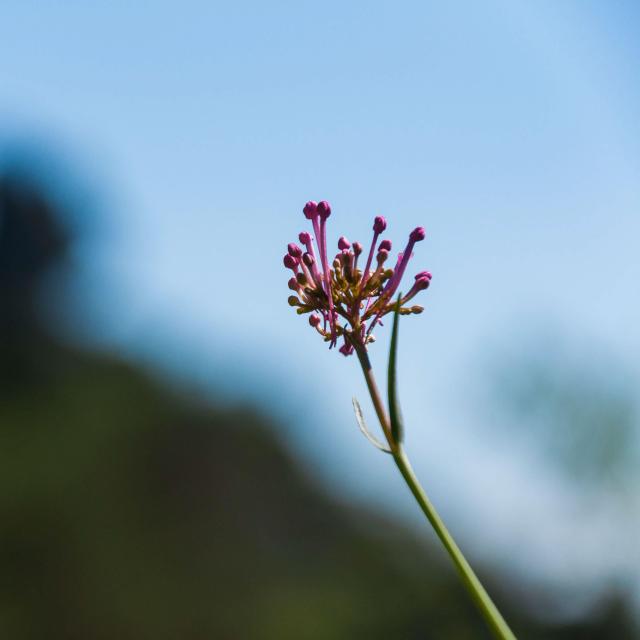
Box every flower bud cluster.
[284,200,431,356]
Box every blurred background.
[1,1,639,638]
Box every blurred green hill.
[0,167,637,639]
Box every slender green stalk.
[392,448,516,640]
[354,344,516,640]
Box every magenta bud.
[317,200,331,219]
[373,216,387,233]
[339,343,354,356]
[283,254,298,270]
[303,252,315,267]
[299,231,312,244]
[414,276,431,291]
[415,270,432,281]
[353,241,363,255]
[410,226,426,242]
[303,201,318,219]
[379,239,392,251]
[288,277,298,291]
[338,236,351,250]
[288,242,303,258]
[309,313,321,327]
[376,248,389,263]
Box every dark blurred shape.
[0,159,637,639]
[0,171,69,322]
[0,169,71,389]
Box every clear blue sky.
[2,0,640,614]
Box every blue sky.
[2,0,640,614]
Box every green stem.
[393,448,516,640]
[355,346,516,640]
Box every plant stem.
[392,449,516,640]
[355,346,516,640]
[354,344,392,443]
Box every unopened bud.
[317,200,332,219]
[338,236,351,250]
[353,241,363,256]
[288,277,299,291]
[283,254,298,270]
[288,243,302,258]
[288,295,301,307]
[303,201,318,219]
[309,313,321,327]
[339,343,354,356]
[379,239,392,251]
[409,226,426,242]
[299,231,312,244]
[296,272,308,286]
[373,216,387,233]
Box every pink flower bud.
[352,241,363,255]
[339,342,354,356]
[303,201,318,219]
[288,277,299,291]
[283,254,298,270]
[373,216,387,233]
[379,239,392,251]
[376,248,389,263]
[410,226,426,242]
[303,252,315,267]
[317,200,332,219]
[338,236,351,250]
[298,231,312,244]
[309,313,321,327]
[414,275,431,290]
[288,243,302,258]
[415,270,432,281]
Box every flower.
[285,200,431,356]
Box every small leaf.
[352,397,391,454]
[388,294,404,444]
